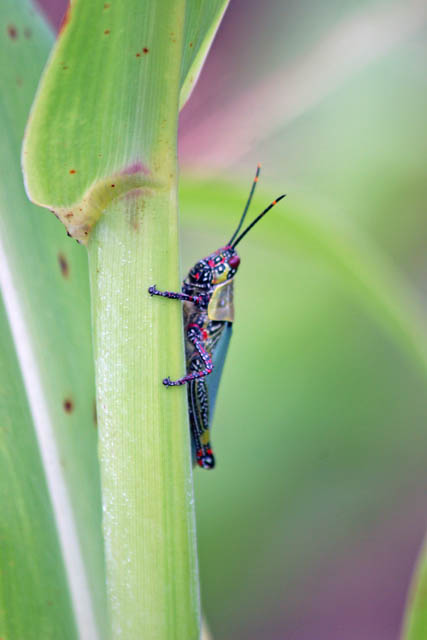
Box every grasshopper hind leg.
[187,377,215,469]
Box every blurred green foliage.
[176,6,427,638]
[180,176,427,638]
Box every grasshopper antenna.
[228,163,261,246]
[231,194,286,248]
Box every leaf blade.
[0,1,108,637]
[0,301,77,640]
[179,0,229,109]
[401,537,427,640]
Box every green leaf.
[0,1,108,637]
[0,302,77,639]
[22,0,229,243]
[179,1,229,109]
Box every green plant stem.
[88,184,200,638]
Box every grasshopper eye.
[229,255,240,270]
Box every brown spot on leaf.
[104,2,111,8]
[63,398,73,413]
[189,42,193,47]
[69,169,76,174]
[7,25,17,39]
[136,52,141,57]
[111,184,115,187]
[58,253,69,278]
[62,65,69,70]
[104,29,110,35]
[143,47,149,54]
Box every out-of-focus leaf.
[401,537,427,640]
[179,176,427,639]
[0,302,77,638]
[0,1,107,638]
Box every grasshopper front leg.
[148,284,203,305]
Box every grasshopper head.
[188,246,240,287]
[208,246,240,286]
